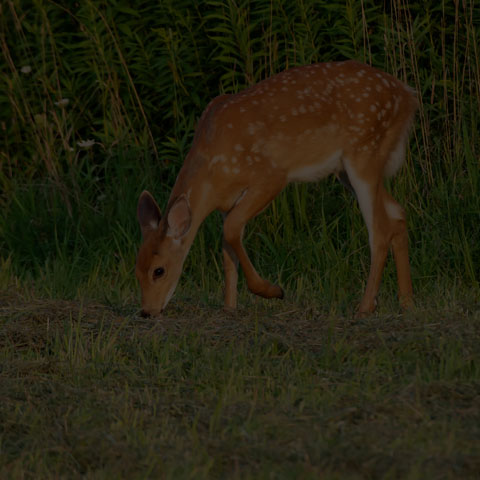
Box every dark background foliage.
[0,0,479,302]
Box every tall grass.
[0,0,479,307]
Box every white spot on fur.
[234,144,244,152]
[210,154,226,166]
[348,125,363,133]
[251,139,265,153]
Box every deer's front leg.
[222,236,239,310]
[223,188,284,301]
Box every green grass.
[1,285,480,479]
[1,0,480,477]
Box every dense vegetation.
[1,0,479,304]
[1,1,479,478]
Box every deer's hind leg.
[383,190,413,310]
[343,157,411,316]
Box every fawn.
[136,60,418,317]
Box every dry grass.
[1,287,480,479]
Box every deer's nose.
[140,309,151,318]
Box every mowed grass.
[1,285,479,479]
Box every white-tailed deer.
[136,60,417,317]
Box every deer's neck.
[167,157,215,244]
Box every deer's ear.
[137,190,162,239]
[167,195,191,240]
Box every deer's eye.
[153,267,165,279]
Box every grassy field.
[1,0,479,477]
[1,285,480,479]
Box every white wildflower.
[34,113,47,126]
[20,65,32,74]
[77,139,95,149]
[54,98,69,107]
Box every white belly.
[287,150,343,182]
